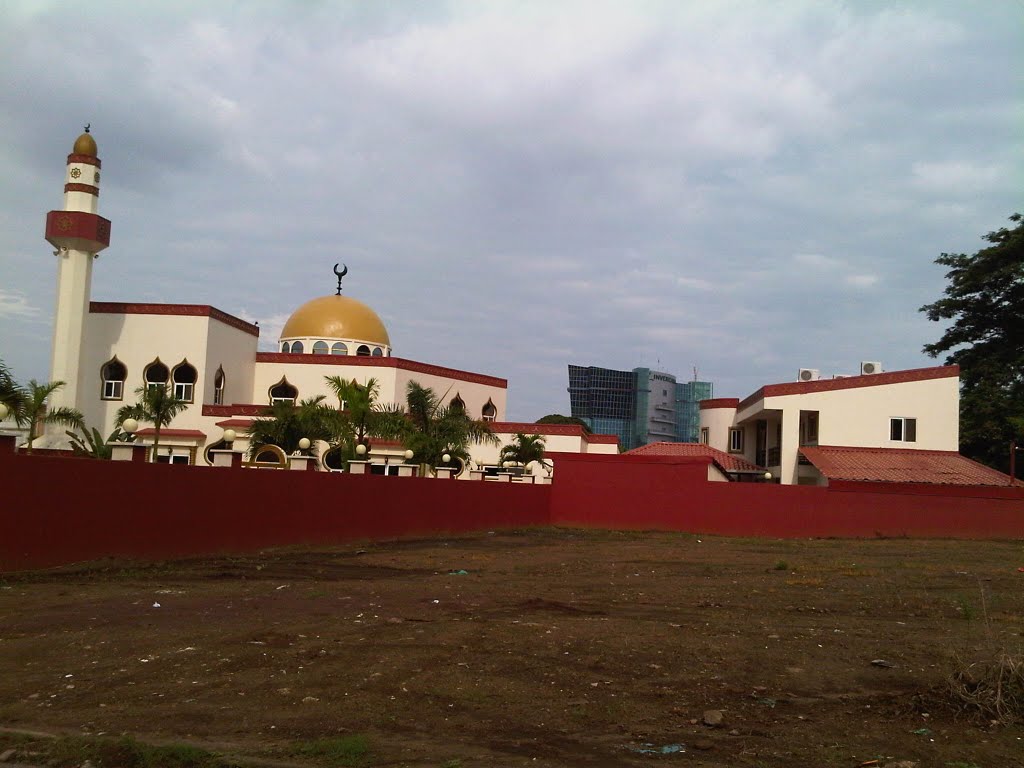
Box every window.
[313,341,328,354]
[356,344,371,357]
[728,427,744,453]
[890,417,917,442]
[700,427,709,445]
[101,358,126,400]
[214,368,225,405]
[372,347,383,357]
[281,341,290,353]
[291,341,304,354]
[269,378,298,404]
[144,360,169,390]
[331,342,348,355]
[450,394,466,412]
[481,399,497,422]
[172,361,197,402]
[800,411,819,446]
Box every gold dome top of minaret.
[73,125,97,157]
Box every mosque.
[39,129,617,469]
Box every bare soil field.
[1,528,1022,767]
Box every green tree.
[322,376,407,464]
[117,384,190,461]
[535,413,591,433]
[401,381,499,470]
[21,380,84,454]
[921,213,1024,471]
[0,358,27,424]
[499,432,551,475]
[66,425,130,460]
[246,395,334,457]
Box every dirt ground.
[1,528,1022,767]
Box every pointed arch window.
[144,360,169,390]
[269,378,298,405]
[100,358,127,400]
[331,342,348,356]
[214,367,226,405]
[172,361,198,403]
[481,399,497,422]
[356,344,371,357]
[450,394,466,413]
[313,341,329,354]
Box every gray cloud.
[1,1,1021,419]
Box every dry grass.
[946,650,1024,726]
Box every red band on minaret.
[64,183,99,196]
[67,154,101,168]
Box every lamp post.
[355,443,367,457]
[298,437,311,452]
[405,449,414,462]
[122,417,139,438]
[222,428,236,446]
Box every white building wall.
[700,406,738,453]
[204,321,258,407]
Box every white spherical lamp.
[122,418,139,435]
[442,453,451,464]
[763,471,773,481]
[404,449,414,461]
[298,437,311,451]
[355,443,367,456]
[0,403,8,421]
[223,428,236,443]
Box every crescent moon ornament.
[333,263,348,295]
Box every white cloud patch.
[845,274,879,288]
[0,289,40,319]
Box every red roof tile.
[625,442,764,473]
[738,365,959,411]
[134,428,206,439]
[799,445,1021,487]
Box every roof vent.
[798,368,820,382]
[860,361,883,375]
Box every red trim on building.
[134,428,207,439]
[255,352,507,388]
[67,154,101,168]
[89,302,260,338]
[214,418,255,428]
[488,421,618,446]
[45,210,111,251]
[64,183,99,196]
[738,366,959,412]
[699,398,739,410]
[203,404,266,417]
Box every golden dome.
[73,131,97,157]
[280,295,391,346]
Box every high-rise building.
[568,364,713,450]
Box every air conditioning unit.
[798,368,820,382]
[860,361,883,375]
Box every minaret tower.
[44,127,112,415]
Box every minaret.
[44,127,112,416]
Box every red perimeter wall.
[1,440,1022,572]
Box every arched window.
[372,347,383,357]
[214,367,226,405]
[331,342,348,355]
[313,341,329,354]
[101,358,127,400]
[281,341,290,353]
[144,360,169,390]
[450,394,466,413]
[172,361,198,402]
[291,341,305,354]
[481,399,497,422]
[356,344,371,357]
[269,378,298,405]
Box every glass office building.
[568,364,713,450]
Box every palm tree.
[401,381,499,470]
[499,433,551,475]
[246,395,334,457]
[21,379,84,453]
[0,357,27,424]
[323,376,407,462]
[116,384,190,461]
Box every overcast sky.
[1,1,1021,421]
